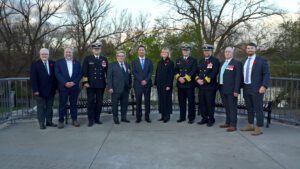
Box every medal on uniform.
[207,62,213,69]
[102,60,107,67]
[226,65,234,71]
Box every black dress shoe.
[57,122,64,129]
[177,119,186,123]
[114,121,120,124]
[87,122,94,127]
[188,120,194,124]
[197,119,208,125]
[46,122,57,127]
[157,118,163,121]
[39,124,46,130]
[121,119,130,123]
[136,119,142,123]
[95,121,103,124]
[145,119,152,123]
[163,119,170,123]
[207,121,214,127]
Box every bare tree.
[68,0,121,59]
[0,0,67,75]
[159,0,283,55]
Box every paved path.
[0,113,299,169]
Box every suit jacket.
[243,55,270,91]
[196,56,220,90]
[174,56,198,89]
[132,57,153,88]
[154,57,175,91]
[218,58,243,94]
[30,59,57,98]
[55,58,83,91]
[82,55,108,88]
[107,61,132,94]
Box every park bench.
[66,93,273,128]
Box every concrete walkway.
[0,113,299,169]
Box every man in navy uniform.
[82,42,108,127]
[107,50,132,124]
[132,45,154,123]
[55,47,82,129]
[241,43,270,136]
[196,44,220,127]
[218,47,243,132]
[175,43,197,124]
[30,48,57,129]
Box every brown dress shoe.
[251,127,263,136]
[72,120,80,127]
[219,124,230,128]
[227,127,237,132]
[240,124,255,132]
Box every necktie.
[220,60,229,84]
[43,61,49,75]
[121,62,126,73]
[245,57,252,83]
[141,58,145,70]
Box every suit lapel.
[251,56,258,79]
[38,60,49,76]
[62,59,70,78]
[137,58,144,72]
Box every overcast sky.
[111,0,300,24]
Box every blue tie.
[220,60,229,84]
[141,58,145,70]
[245,57,252,83]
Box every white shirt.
[43,60,50,75]
[94,55,99,59]
[66,59,73,77]
[139,56,145,67]
[118,62,126,72]
[243,54,256,84]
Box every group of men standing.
[30,41,270,136]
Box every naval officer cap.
[202,44,214,51]
[180,43,192,50]
[91,42,103,49]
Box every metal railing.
[0,77,299,125]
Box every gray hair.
[116,50,126,56]
[225,46,234,52]
[40,48,49,54]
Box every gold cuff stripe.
[204,76,211,83]
[82,77,88,82]
[184,75,191,82]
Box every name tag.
[89,62,94,64]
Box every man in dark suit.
[196,44,220,127]
[132,45,154,123]
[175,43,197,124]
[107,50,132,124]
[55,47,83,129]
[218,47,243,132]
[241,43,270,136]
[30,48,57,129]
[82,42,108,127]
